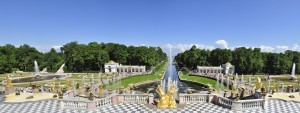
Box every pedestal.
[5,86,14,95]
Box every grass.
[180,72,300,88]
[70,73,110,79]
[12,80,83,87]
[229,74,300,88]
[103,61,167,89]
[178,71,220,89]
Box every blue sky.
[1,0,300,54]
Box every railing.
[180,93,265,111]
[95,96,112,108]
[218,96,232,108]
[118,94,149,104]
[239,99,265,110]
[60,100,88,109]
[181,94,208,103]
[60,94,151,109]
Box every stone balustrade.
[60,100,88,109]
[179,94,208,103]
[96,96,112,108]
[60,93,152,109]
[179,93,265,111]
[232,99,265,111]
[218,96,232,108]
[117,94,150,104]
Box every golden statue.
[156,84,178,109]
[98,84,103,95]
[50,82,56,93]
[256,77,262,90]
[251,84,256,94]
[156,85,168,109]
[167,85,178,108]
[231,83,238,98]
[65,77,71,90]
[78,82,83,95]
[6,75,12,87]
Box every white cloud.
[52,45,62,49]
[162,43,215,56]
[215,40,228,49]
[291,44,300,51]
[275,46,289,53]
[259,45,275,52]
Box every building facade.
[197,62,235,76]
[104,61,146,74]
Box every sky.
[1,0,300,55]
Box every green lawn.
[70,73,110,79]
[178,71,218,89]
[104,61,167,89]
[12,80,83,87]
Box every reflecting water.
[134,64,207,99]
[11,75,66,83]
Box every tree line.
[175,45,300,75]
[0,42,167,73]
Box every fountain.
[133,45,208,107]
[290,63,297,80]
[34,60,40,77]
[8,61,67,83]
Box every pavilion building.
[104,61,146,74]
[196,62,235,76]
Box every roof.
[107,60,117,64]
[225,62,231,66]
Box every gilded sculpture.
[65,77,71,90]
[231,83,238,98]
[6,74,12,87]
[156,84,178,109]
[256,77,262,90]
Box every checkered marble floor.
[0,99,300,113]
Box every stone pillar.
[179,93,185,104]
[112,96,119,104]
[231,101,242,111]
[87,102,96,109]
[59,101,64,108]
[148,94,154,104]
[118,95,124,103]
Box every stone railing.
[60,100,88,109]
[232,99,265,111]
[95,96,113,108]
[218,96,232,109]
[179,93,265,111]
[60,93,153,109]
[179,94,209,103]
[117,94,151,104]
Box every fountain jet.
[34,61,40,77]
[291,63,297,80]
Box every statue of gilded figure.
[50,82,56,93]
[98,84,103,95]
[231,83,238,98]
[156,85,168,108]
[256,77,262,90]
[6,75,12,87]
[156,84,178,109]
[167,84,178,108]
[65,77,71,90]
